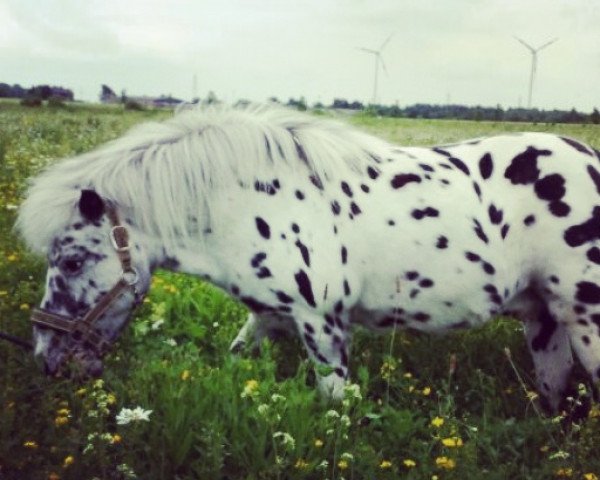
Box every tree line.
[283,97,600,124]
[0,83,74,102]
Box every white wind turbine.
[514,36,558,109]
[358,34,393,105]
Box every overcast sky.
[1,0,598,110]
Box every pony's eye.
[62,259,83,274]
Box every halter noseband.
[30,207,138,354]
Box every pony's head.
[27,189,152,377]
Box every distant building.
[100,84,118,103]
[99,85,183,108]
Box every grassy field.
[1,101,600,480]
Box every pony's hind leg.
[524,306,574,412]
[510,290,574,411]
[541,269,600,413]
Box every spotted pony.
[17,104,600,411]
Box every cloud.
[5,0,121,57]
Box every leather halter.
[30,206,138,354]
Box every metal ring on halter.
[121,267,139,286]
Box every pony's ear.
[78,189,105,221]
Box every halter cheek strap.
[30,206,138,354]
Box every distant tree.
[286,97,307,111]
[0,83,11,97]
[100,84,118,103]
[591,108,600,125]
[331,98,348,109]
[205,91,219,105]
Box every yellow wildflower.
[7,254,17,262]
[55,416,69,427]
[19,303,30,311]
[403,459,416,468]
[441,436,463,448]
[431,416,444,428]
[181,370,190,381]
[589,406,600,418]
[111,434,122,444]
[435,456,456,470]
[314,438,324,448]
[107,393,117,405]
[56,408,70,416]
[380,460,393,469]
[0,291,7,296]
[337,459,348,470]
[555,467,573,477]
[294,459,309,469]
[403,372,413,378]
[241,379,259,398]
[525,390,539,401]
[62,455,74,468]
[76,388,87,396]
[584,474,599,480]
[23,440,38,449]
[408,385,415,393]
[422,386,432,396]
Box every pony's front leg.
[229,313,296,353]
[294,310,351,401]
[230,313,259,353]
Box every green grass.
[1,102,600,479]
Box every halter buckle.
[110,226,130,252]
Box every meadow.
[1,100,600,480]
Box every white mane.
[17,104,391,253]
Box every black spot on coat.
[331,201,341,215]
[488,204,503,224]
[534,174,566,201]
[576,281,600,304]
[294,270,316,307]
[560,137,593,156]
[587,247,600,265]
[549,201,570,217]
[391,173,421,189]
[275,290,294,303]
[504,146,551,185]
[473,219,489,244]
[367,166,380,179]
[479,153,493,179]
[255,217,270,239]
[564,207,600,247]
[295,240,310,267]
[341,181,353,197]
[587,165,600,194]
[448,157,470,176]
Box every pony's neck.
[137,226,224,283]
